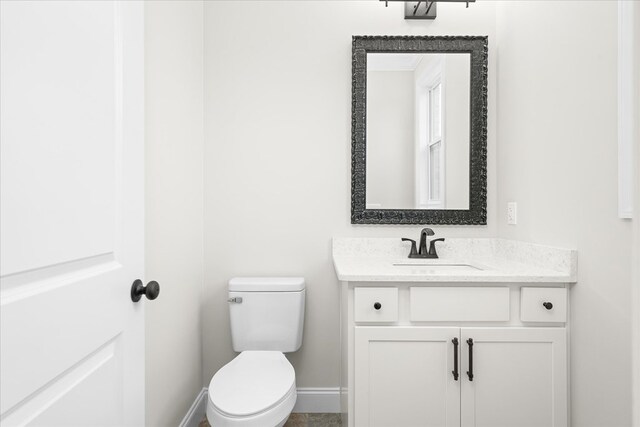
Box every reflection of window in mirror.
[428,81,443,207]
[416,56,446,209]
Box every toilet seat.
[207,351,296,426]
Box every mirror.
[351,36,488,224]
[366,53,470,210]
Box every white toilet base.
[206,384,296,427]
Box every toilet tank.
[228,277,305,353]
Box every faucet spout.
[419,228,435,255]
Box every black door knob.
[131,279,160,302]
[374,302,382,310]
[543,302,553,310]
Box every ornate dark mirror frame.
[351,35,488,225]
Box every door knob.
[131,279,160,302]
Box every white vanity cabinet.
[341,285,570,427]
[332,237,578,427]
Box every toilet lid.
[209,351,296,417]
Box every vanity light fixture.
[380,0,475,20]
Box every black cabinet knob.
[373,302,382,310]
[131,279,160,302]
[543,301,553,310]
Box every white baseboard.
[179,386,340,425]
[292,387,341,413]
[178,388,208,427]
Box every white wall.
[495,2,633,426]
[203,0,498,389]
[366,70,415,208]
[145,2,204,426]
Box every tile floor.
[199,413,342,427]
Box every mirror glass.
[366,53,470,210]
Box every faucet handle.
[428,238,446,257]
[401,238,418,257]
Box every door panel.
[6,337,123,426]
[0,1,118,276]
[460,328,567,427]
[0,2,144,426]
[355,327,460,427]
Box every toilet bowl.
[207,351,297,427]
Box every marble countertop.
[332,238,577,283]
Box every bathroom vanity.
[333,238,577,427]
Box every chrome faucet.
[401,228,445,259]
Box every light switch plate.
[507,202,517,225]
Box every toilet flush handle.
[228,297,243,303]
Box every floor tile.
[200,413,341,427]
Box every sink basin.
[392,262,484,272]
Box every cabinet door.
[355,327,460,427]
[460,328,567,427]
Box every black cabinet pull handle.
[373,302,382,310]
[131,279,160,302]
[452,338,459,381]
[466,338,474,381]
[543,302,553,310]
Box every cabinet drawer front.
[354,288,398,322]
[410,287,510,322]
[521,287,567,322]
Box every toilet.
[207,277,306,427]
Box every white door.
[355,327,460,427]
[1,2,146,426]
[460,328,567,427]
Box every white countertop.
[332,238,577,283]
